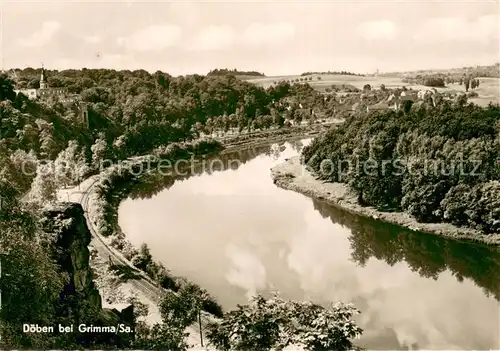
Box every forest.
[207,68,265,76]
[1,67,334,195]
[302,99,500,234]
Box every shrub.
[423,77,445,87]
[206,294,362,351]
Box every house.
[333,103,355,115]
[383,91,417,110]
[368,101,392,112]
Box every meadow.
[245,74,500,106]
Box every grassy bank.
[271,156,500,246]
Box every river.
[118,138,500,350]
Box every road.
[77,176,214,348]
[79,178,163,303]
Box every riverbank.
[271,156,500,246]
[56,124,336,349]
[58,167,217,350]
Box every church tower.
[40,64,48,89]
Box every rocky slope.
[40,202,135,347]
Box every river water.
[118,139,500,350]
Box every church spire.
[40,63,48,89]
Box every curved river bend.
[119,139,500,350]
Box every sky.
[1,0,499,76]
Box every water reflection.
[128,142,283,200]
[119,139,499,350]
[312,199,500,301]
[311,199,500,350]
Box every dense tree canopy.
[302,100,500,232]
[207,68,265,76]
[2,68,330,165]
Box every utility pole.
[198,310,204,347]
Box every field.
[245,74,499,106]
[465,77,500,107]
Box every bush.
[201,297,224,318]
[133,323,188,350]
[206,294,362,351]
[157,270,180,291]
[423,77,445,87]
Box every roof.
[335,104,353,111]
[400,95,418,101]
[369,102,390,110]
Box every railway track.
[79,177,163,303]
[77,175,214,345]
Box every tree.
[423,77,445,87]
[271,108,284,127]
[132,243,153,271]
[28,161,58,206]
[0,75,17,101]
[54,140,86,187]
[206,294,362,351]
[0,189,66,349]
[194,121,203,137]
[159,284,202,329]
[293,109,304,125]
[133,323,188,350]
[135,281,215,350]
[35,120,57,160]
[9,149,37,191]
[91,133,108,170]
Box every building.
[13,66,89,127]
[14,66,79,103]
[368,101,392,112]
